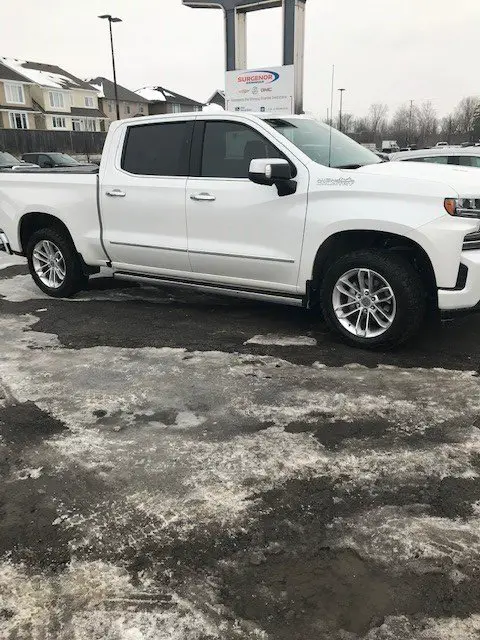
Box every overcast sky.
[2,0,479,120]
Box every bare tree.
[416,101,438,146]
[439,115,459,144]
[367,103,389,138]
[454,96,480,141]
[351,116,372,143]
[341,113,355,133]
[389,104,413,146]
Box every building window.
[86,119,97,132]
[108,102,113,112]
[125,104,131,115]
[84,96,95,108]
[8,112,29,129]
[52,116,67,129]
[72,118,83,131]
[5,83,25,104]
[171,103,181,113]
[139,105,144,113]
[49,91,65,109]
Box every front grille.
[463,231,480,250]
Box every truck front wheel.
[320,250,426,349]
[26,228,88,298]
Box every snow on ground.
[0,253,26,270]
[244,334,317,346]
[2,268,480,638]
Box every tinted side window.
[401,157,425,162]
[39,154,51,167]
[423,156,448,164]
[122,121,192,176]
[459,156,480,168]
[201,121,284,179]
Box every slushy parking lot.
[2,252,480,639]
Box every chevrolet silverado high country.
[1,112,479,349]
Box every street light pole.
[408,99,414,147]
[338,88,346,132]
[99,14,122,121]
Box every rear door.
[100,118,194,276]
[185,118,309,292]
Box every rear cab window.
[121,120,194,176]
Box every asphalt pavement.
[1,253,480,640]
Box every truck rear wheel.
[320,250,426,349]
[26,228,88,298]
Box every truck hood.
[355,160,480,197]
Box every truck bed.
[0,168,103,265]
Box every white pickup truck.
[1,112,480,349]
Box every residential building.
[0,62,39,130]
[0,57,108,131]
[87,77,150,126]
[135,86,203,115]
[206,89,225,109]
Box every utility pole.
[99,14,122,121]
[408,99,414,146]
[338,88,346,132]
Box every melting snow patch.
[13,467,43,480]
[331,505,480,570]
[244,334,317,346]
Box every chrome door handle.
[190,192,216,202]
[106,189,126,197]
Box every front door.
[100,119,194,275]
[185,119,308,293]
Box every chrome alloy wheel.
[32,240,66,289]
[332,268,396,338]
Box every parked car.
[21,152,96,169]
[381,140,400,153]
[436,141,449,147]
[390,146,480,167]
[1,112,480,349]
[0,151,38,170]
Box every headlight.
[445,198,480,218]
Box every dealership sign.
[225,65,295,115]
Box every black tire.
[26,227,88,298]
[320,249,426,349]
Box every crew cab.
[1,112,480,349]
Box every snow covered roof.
[202,103,224,113]
[87,77,149,103]
[135,87,166,102]
[89,82,105,98]
[0,57,96,91]
[135,86,203,106]
[206,89,225,103]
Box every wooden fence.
[0,130,107,159]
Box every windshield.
[48,153,79,165]
[0,151,20,167]
[264,117,381,169]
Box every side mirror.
[249,158,296,196]
[249,158,293,186]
